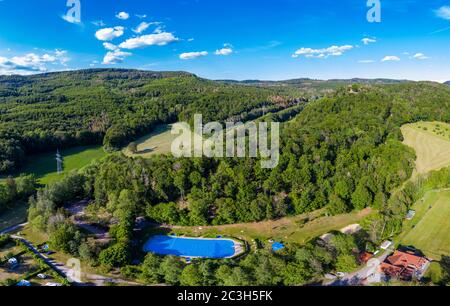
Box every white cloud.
[103,42,119,51]
[116,12,130,20]
[95,26,125,41]
[136,14,147,19]
[0,50,70,75]
[133,22,150,34]
[119,32,179,49]
[435,6,450,20]
[103,50,132,65]
[179,51,208,60]
[292,45,354,59]
[412,53,430,60]
[358,59,375,63]
[361,37,377,45]
[381,56,400,62]
[215,47,233,56]
[92,20,106,27]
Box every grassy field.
[167,208,374,245]
[123,124,177,158]
[1,145,107,185]
[0,201,28,231]
[401,121,450,177]
[399,189,450,260]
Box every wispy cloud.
[179,51,208,60]
[358,59,375,63]
[361,37,377,45]
[435,6,450,20]
[103,50,132,64]
[133,22,151,34]
[381,55,400,62]
[119,32,179,49]
[412,53,430,60]
[292,45,354,59]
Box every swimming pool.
[143,235,240,258]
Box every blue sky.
[0,0,449,81]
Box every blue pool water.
[143,235,237,258]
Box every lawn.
[1,145,107,185]
[167,208,374,245]
[399,189,450,260]
[401,121,450,177]
[0,201,28,231]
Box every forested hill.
[0,69,308,173]
[445,81,450,86]
[82,82,449,227]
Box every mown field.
[123,124,176,158]
[401,121,450,177]
[1,145,107,185]
[400,189,450,260]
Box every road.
[327,249,392,286]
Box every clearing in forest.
[401,121,450,176]
[123,124,177,158]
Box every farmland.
[401,121,450,177]
[400,189,450,260]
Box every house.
[380,240,393,250]
[379,250,430,281]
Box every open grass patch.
[401,121,450,177]
[399,190,450,260]
[1,145,107,185]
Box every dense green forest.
[1,69,449,285]
[0,69,310,173]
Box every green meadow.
[1,145,107,185]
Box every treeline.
[0,69,308,173]
[0,175,36,213]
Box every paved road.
[0,222,28,235]
[327,249,392,286]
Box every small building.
[380,240,393,250]
[405,210,416,220]
[379,250,430,281]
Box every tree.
[351,182,372,210]
[335,254,358,272]
[98,242,131,267]
[180,265,202,286]
[141,253,163,284]
[160,256,184,285]
[127,142,138,154]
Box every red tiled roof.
[385,251,428,269]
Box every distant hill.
[445,81,450,86]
